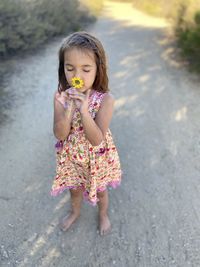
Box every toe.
[59,216,70,231]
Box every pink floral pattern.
[50,91,122,205]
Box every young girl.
[51,31,122,236]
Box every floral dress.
[50,90,122,205]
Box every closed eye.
[65,67,91,72]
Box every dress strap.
[88,91,108,118]
[99,92,107,103]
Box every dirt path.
[1,1,200,266]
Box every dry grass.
[131,0,200,23]
[79,0,104,16]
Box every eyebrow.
[65,63,92,67]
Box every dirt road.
[1,1,200,266]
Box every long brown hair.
[58,31,109,93]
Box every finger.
[69,94,84,101]
[61,91,70,100]
[61,91,68,96]
[69,90,85,97]
[69,92,85,98]
[66,87,76,94]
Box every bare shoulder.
[101,92,115,106]
[54,90,59,97]
[54,90,60,100]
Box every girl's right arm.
[53,91,75,141]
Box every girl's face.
[64,48,97,93]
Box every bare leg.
[97,190,111,236]
[59,188,83,231]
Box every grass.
[131,0,200,72]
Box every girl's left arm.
[81,93,114,146]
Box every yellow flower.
[71,77,84,89]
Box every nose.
[74,69,81,78]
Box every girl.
[51,31,122,236]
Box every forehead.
[64,48,96,65]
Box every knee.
[70,188,83,197]
[97,190,107,199]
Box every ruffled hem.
[50,179,121,206]
[50,184,84,197]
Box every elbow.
[53,132,64,141]
[53,127,68,141]
[90,141,102,146]
[90,134,105,146]
[55,135,66,142]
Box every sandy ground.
[1,1,200,266]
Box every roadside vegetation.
[0,0,104,58]
[131,0,200,71]
[0,0,104,83]
[110,0,200,71]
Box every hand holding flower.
[55,88,76,119]
[68,88,91,114]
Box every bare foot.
[99,214,111,236]
[59,212,80,231]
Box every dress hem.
[50,179,121,206]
